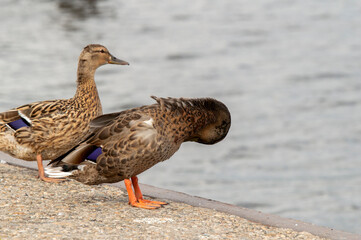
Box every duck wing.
[50,108,162,174]
[89,112,123,131]
[0,100,66,126]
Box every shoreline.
[1,152,360,240]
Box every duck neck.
[74,59,102,113]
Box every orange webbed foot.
[37,175,66,183]
[129,200,161,209]
[138,199,167,206]
[124,177,166,210]
[131,176,168,207]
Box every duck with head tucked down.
[46,96,231,209]
[0,44,129,182]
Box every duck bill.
[108,54,129,65]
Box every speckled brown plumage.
[0,44,129,182]
[47,96,231,208]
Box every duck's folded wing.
[49,110,155,167]
[19,100,65,119]
[0,109,21,124]
[0,100,65,125]
[89,112,123,130]
[0,104,35,126]
[49,143,97,165]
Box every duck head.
[79,44,129,70]
[192,99,231,145]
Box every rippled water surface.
[1,0,361,234]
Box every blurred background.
[1,0,360,234]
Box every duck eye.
[100,49,105,53]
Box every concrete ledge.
[1,152,360,240]
[118,183,359,240]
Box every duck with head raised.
[0,44,129,182]
[46,96,231,209]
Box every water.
[1,0,361,234]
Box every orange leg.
[124,179,159,209]
[36,154,65,183]
[131,176,167,206]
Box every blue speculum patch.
[8,118,30,130]
[86,147,102,162]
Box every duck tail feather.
[44,166,75,178]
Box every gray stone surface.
[0,162,327,240]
